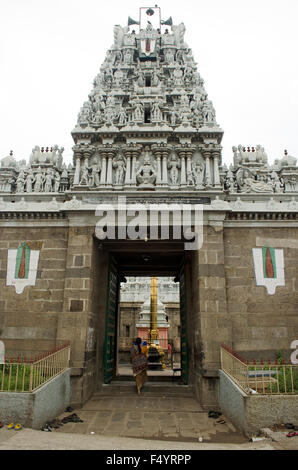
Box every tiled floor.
[53,391,248,444]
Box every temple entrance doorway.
[117,275,181,381]
[101,241,190,386]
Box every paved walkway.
[1,376,297,450]
[0,428,276,450]
[51,391,248,444]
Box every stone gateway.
[0,7,297,409]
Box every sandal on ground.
[41,426,52,432]
[14,424,22,431]
[285,423,294,429]
[7,423,15,430]
[286,431,298,437]
[61,417,71,424]
[208,411,222,419]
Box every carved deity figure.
[34,168,45,192]
[44,170,54,192]
[202,100,216,123]
[136,149,156,186]
[25,170,35,193]
[133,102,144,121]
[176,49,187,64]
[123,49,133,63]
[151,69,160,87]
[225,170,237,193]
[184,65,194,85]
[16,171,26,192]
[169,106,179,126]
[171,23,186,48]
[89,163,101,188]
[151,101,162,121]
[187,170,195,186]
[173,65,183,87]
[113,155,126,184]
[192,161,204,187]
[135,66,145,87]
[78,102,92,126]
[117,107,127,126]
[80,163,90,185]
[113,69,124,88]
[104,107,116,126]
[164,48,175,64]
[236,168,273,193]
[168,154,180,185]
[91,110,103,125]
[54,171,61,193]
[192,108,202,128]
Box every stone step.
[96,381,195,397]
[114,374,181,383]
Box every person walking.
[130,337,148,395]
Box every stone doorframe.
[55,212,230,409]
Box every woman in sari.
[130,337,148,395]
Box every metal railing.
[221,345,298,395]
[0,344,70,393]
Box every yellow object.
[7,423,15,429]
[14,424,22,430]
[149,277,158,344]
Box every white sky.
[0,0,297,167]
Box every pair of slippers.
[208,410,222,419]
[285,423,298,430]
[65,406,74,412]
[41,419,63,431]
[61,413,84,424]
[7,423,22,430]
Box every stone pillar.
[124,152,131,185]
[100,153,107,185]
[73,151,82,185]
[185,149,194,186]
[56,225,97,405]
[106,152,113,186]
[155,152,162,185]
[131,152,137,186]
[180,151,187,186]
[203,151,212,187]
[213,150,221,188]
[162,152,168,185]
[193,213,232,407]
[186,154,192,174]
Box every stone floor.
[53,387,248,444]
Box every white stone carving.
[168,153,180,185]
[113,154,126,185]
[136,148,156,187]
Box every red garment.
[130,345,148,377]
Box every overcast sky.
[0,0,297,167]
